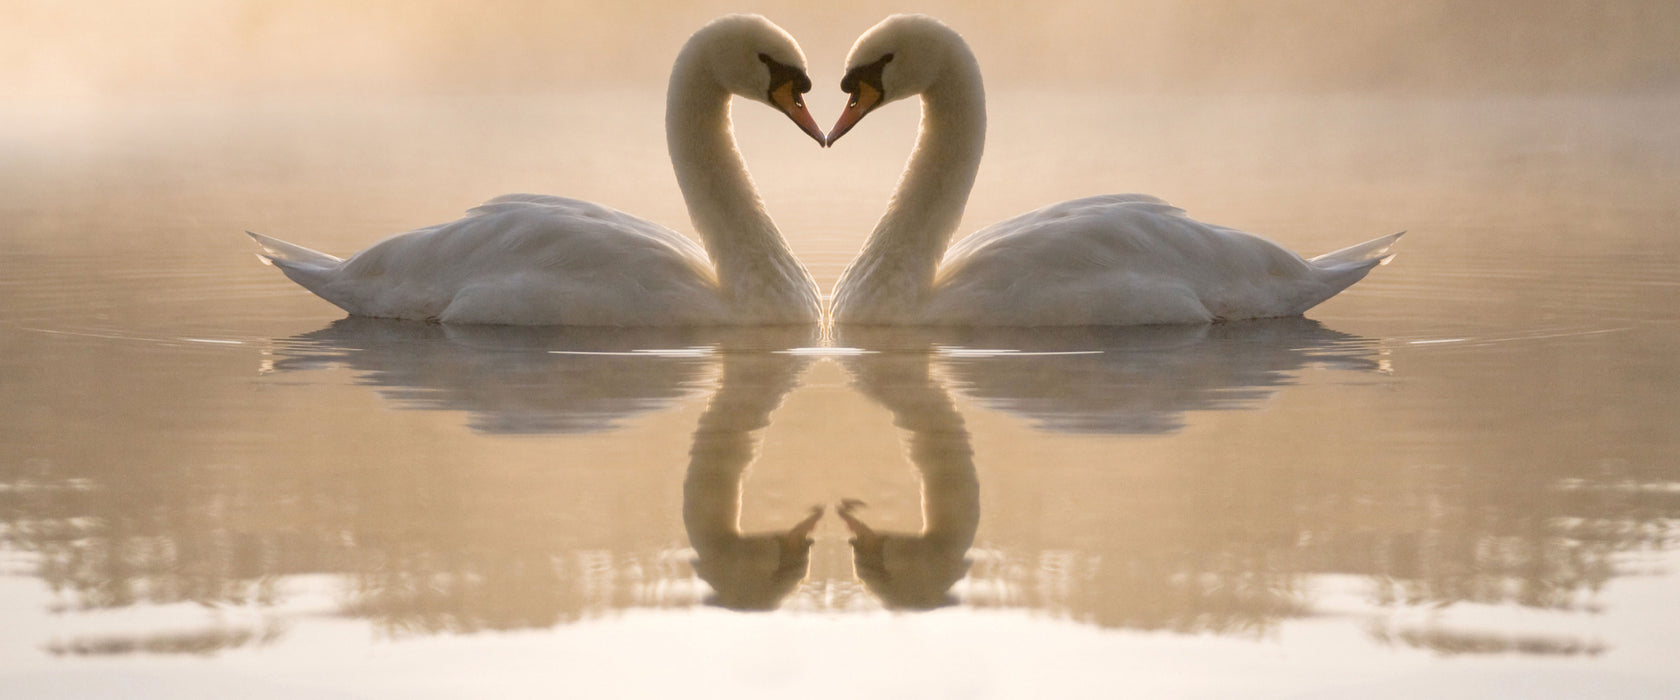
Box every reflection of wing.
[268,318,817,434]
[930,318,1383,434]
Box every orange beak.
[771,82,825,146]
[825,83,882,147]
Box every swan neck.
[894,74,987,253]
[666,56,816,317]
[836,47,986,316]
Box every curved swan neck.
[682,351,813,610]
[854,351,979,541]
[835,39,986,318]
[842,348,980,609]
[666,54,816,316]
[683,353,797,534]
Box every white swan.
[249,15,823,326]
[825,14,1401,326]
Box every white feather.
[831,15,1401,327]
[249,16,819,327]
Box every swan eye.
[760,55,813,106]
[840,53,893,103]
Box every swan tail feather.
[1310,231,1405,268]
[1292,231,1403,312]
[246,231,342,269]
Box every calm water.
[3,89,1679,698]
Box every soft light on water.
[4,3,1680,698]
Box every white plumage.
[251,195,729,325]
[828,15,1400,326]
[251,15,823,326]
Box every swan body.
[251,15,823,326]
[924,195,1402,325]
[251,196,727,325]
[826,14,1400,326]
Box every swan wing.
[942,194,1180,262]
[931,195,1369,325]
[464,194,713,263]
[279,196,725,325]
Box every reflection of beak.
[771,83,826,146]
[837,499,881,545]
[837,498,886,570]
[776,505,825,570]
[785,505,825,545]
[825,83,882,147]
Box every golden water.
[4,3,1680,698]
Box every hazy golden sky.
[5,0,1679,99]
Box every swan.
[248,15,823,326]
[824,14,1402,326]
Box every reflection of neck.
[882,362,979,547]
[845,344,981,609]
[833,44,986,322]
[666,54,818,322]
[682,357,787,545]
[681,349,811,610]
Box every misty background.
[5,0,1680,100]
[3,4,1680,680]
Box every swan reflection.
[13,316,1664,657]
[270,318,762,433]
[834,331,980,610]
[931,317,1383,434]
[681,338,821,610]
[273,319,835,612]
[824,319,1379,611]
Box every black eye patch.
[758,53,813,99]
[839,53,893,96]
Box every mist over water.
[6,0,1680,98]
[3,2,1679,698]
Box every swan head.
[826,14,962,146]
[685,14,824,145]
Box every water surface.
[3,88,1679,698]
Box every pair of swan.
[251,14,1400,327]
